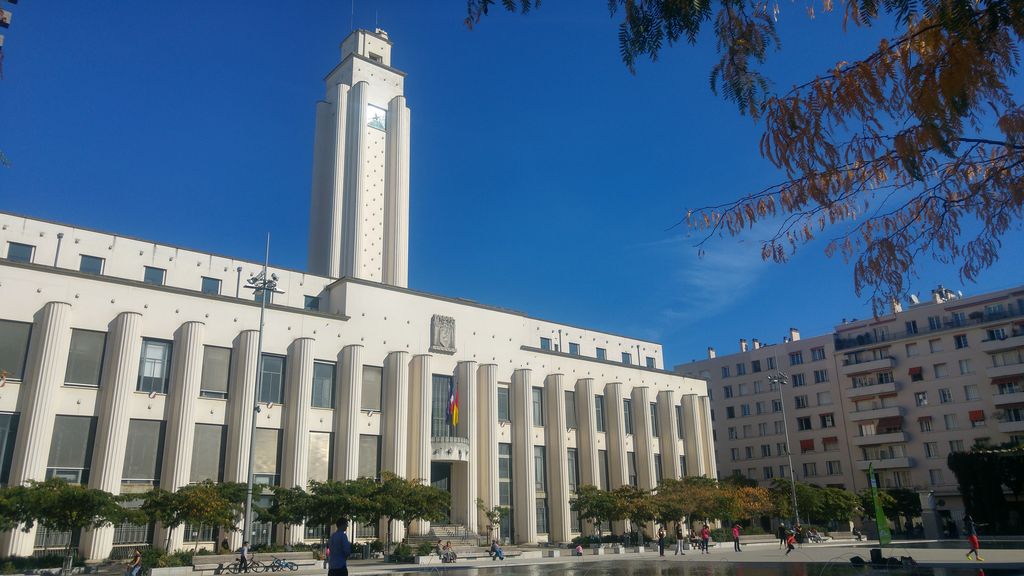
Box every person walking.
[700,524,711,554]
[237,541,251,573]
[327,518,352,576]
[777,523,787,549]
[784,531,796,555]
[675,523,685,555]
[964,515,984,561]
[658,526,666,556]
[127,548,142,576]
[732,523,742,552]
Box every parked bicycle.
[225,558,266,574]
[265,557,298,572]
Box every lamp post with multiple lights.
[242,235,281,546]
[769,370,801,528]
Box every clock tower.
[308,28,410,287]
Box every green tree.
[651,479,690,528]
[682,476,729,522]
[817,487,861,525]
[771,479,824,524]
[467,0,1024,310]
[570,485,619,540]
[394,480,451,540]
[612,485,655,545]
[857,488,898,521]
[476,498,510,542]
[175,481,249,552]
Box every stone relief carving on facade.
[430,314,456,354]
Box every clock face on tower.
[367,104,387,131]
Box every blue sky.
[1,1,1021,368]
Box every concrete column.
[697,396,718,478]
[682,394,706,477]
[382,95,410,288]
[631,387,656,490]
[80,311,144,560]
[454,361,478,534]
[511,369,537,544]
[406,355,432,536]
[544,374,571,543]
[381,351,409,541]
[327,83,351,278]
[657,390,683,480]
[604,383,628,489]
[476,364,499,538]
[281,337,315,545]
[341,82,368,278]
[573,378,599,537]
[1,301,72,557]
[225,330,259,551]
[157,320,206,552]
[334,345,363,481]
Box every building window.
[304,296,320,311]
[777,442,788,455]
[312,362,335,409]
[596,348,606,360]
[654,454,663,483]
[817,391,833,406]
[929,469,944,485]
[959,359,973,375]
[813,369,829,383]
[498,443,513,538]
[361,365,382,412]
[949,439,965,452]
[598,450,610,490]
[958,384,982,404]
[65,329,106,387]
[200,276,221,295]
[802,462,817,477]
[676,405,685,439]
[723,385,733,398]
[357,434,381,480]
[811,347,826,361]
[646,356,656,368]
[736,362,746,376]
[726,406,735,419]
[540,338,551,350]
[794,395,809,409]
[497,387,511,422]
[789,351,804,366]
[197,346,231,399]
[138,339,172,395]
[627,452,638,486]
[143,266,165,285]
[650,402,660,436]
[531,387,544,427]
[190,423,226,482]
[914,391,928,407]
[6,242,34,263]
[534,446,547,491]
[738,383,749,396]
[826,460,842,475]
[791,373,806,387]
[722,366,731,378]
[929,338,942,353]
[728,427,738,440]
[767,357,776,370]
[823,436,839,451]
[797,417,812,431]
[934,363,949,379]
[939,388,953,404]
[878,371,895,384]
[756,401,766,415]
[905,320,918,335]
[622,399,634,434]
[906,342,919,357]
[564,390,577,428]
[800,439,815,453]
[944,414,959,430]
[258,355,285,404]
[919,417,933,432]
[954,334,969,349]
[595,395,606,432]
[121,419,166,485]
[772,399,783,413]
[820,413,835,428]
[47,415,97,483]
[569,342,580,355]
[0,320,30,382]
[430,375,457,436]
[928,316,942,330]
[969,410,986,428]
[0,413,17,484]
[79,254,104,275]
[909,366,924,382]
[924,442,939,459]
[307,431,332,483]
[622,352,632,365]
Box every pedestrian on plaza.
[700,524,711,554]
[327,518,352,576]
[777,523,787,549]
[732,523,742,552]
[675,523,685,555]
[658,526,666,556]
[964,515,984,562]
[784,531,796,555]
[237,541,251,573]
[489,539,505,561]
[127,548,142,576]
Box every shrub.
[415,542,434,556]
[369,540,385,553]
[390,543,413,563]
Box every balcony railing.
[855,457,914,470]
[851,431,909,446]
[849,406,902,422]
[845,381,899,400]
[840,356,895,377]
[986,362,1024,379]
[835,303,1024,350]
[431,436,470,462]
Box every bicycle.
[265,557,298,572]
[225,558,266,574]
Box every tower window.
[369,52,383,63]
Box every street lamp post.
[770,370,801,528]
[242,235,281,546]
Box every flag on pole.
[447,378,459,428]
[868,463,892,545]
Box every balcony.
[856,457,914,471]
[431,436,470,462]
[979,333,1024,354]
[845,381,899,400]
[992,391,1024,407]
[997,420,1024,434]
[849,406,902,422]
[851,431,909,447]
[840,357,895,377]
[986,363,1024,379]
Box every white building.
[0,29,715,559]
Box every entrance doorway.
[431,462,452,523]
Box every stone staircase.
[404,524,482,548]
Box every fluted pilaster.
[455,361,477,533]
[381,351,409,541]
[335,345,363,481]
[657,391,683,479]
[631,387,656,490]
[158,321,205,552]
[544,374,571,542]
[382,95,410,288]
[682,394,705,477]
[80,311,144,560]
[511,369,536,544]
[1,301,72,557]
[698,396,718,478]
[341,82,368,278]
[327,83,351,278]
[281,337,315,544]
[225,330,259,551]
[476,364,499,536]
[604,383,628,489]
[406,355,432,536]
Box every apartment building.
[677,283,1024,526]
